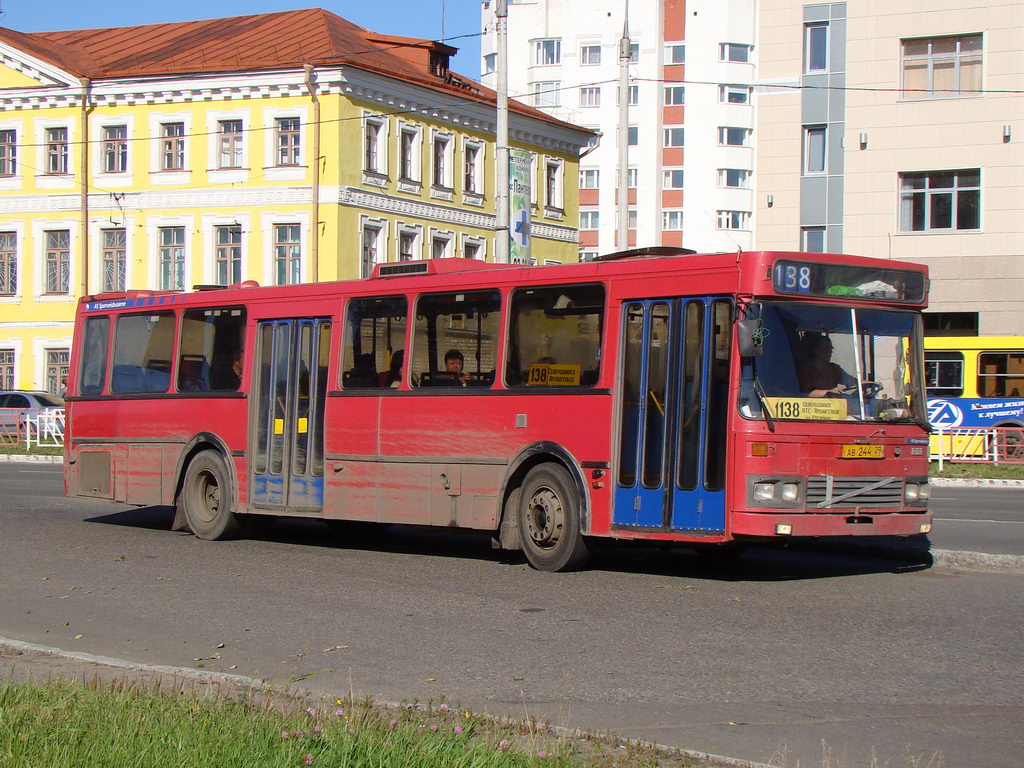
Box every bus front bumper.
[731,510,933,538]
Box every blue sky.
[1,0,484,79]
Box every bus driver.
[797,333,856,398]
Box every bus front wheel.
[518,464,590,572]
[179,450,240,540]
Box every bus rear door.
[614,298,731,533]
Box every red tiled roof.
[0,8,585,132]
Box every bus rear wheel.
[179,450,240,540]
[518,464,590,572]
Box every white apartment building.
[755,0,1023,335]
[481,0,757,258]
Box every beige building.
[755,0,1023,335]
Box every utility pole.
[616,5,631,249]
[494,0,510,263]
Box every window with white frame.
[544,159,563,211]
[901,35,981,99]
[431,232,452,259]
[628,209,638,229]
[0,232,15,295]
[664,43,685,64]
[580,86,601,107]
[804,22,829,73]
[44,230,70,294]
[0,130,15,176]
[483,53,496,75]
[399,125,421,182]
[160,123,185,171]
[0,349,12,390]
[464,141,482,195]
[662,210,684,230]
[718,126,750,146]
[899,169,980,232]
[663,169,684,189]
[627,85,639,105]
[274,224,302,285]
[532,38,561,66]
[159,227,185,290]
[102,229,126,292]
[801,226,826,252]
[803,125,827,174]
[364,117,385,174]
[628,43,639,63]
[627,168,638,188]
[663,127,685,147]
[215,224,242,285]
[46,127,68,174]
[580,44,601,65]
[276,118,300,166]
[45,348,69,395]
[579,210,599,229]
[718,168,751,188]
[580,250,598,262]
[716,210,750,230]
[720,85,751,104]
[627,126,638,145]
[720,43,752,62]
[432,132,453,189]
[580,168,599,189]
[218,120,244,169]
[103,125,127,173]
[664,86,685,106]
[361,222,384,277]
[530,81,560,108]
[398,229,419,262]
[463,237,485,260]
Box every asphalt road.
[1,463,1021,767]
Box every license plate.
[840,444,884,459]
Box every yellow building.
[0,9,591,392]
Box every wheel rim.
[194,469,221,525]
[525,485,563,550]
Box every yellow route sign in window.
[527,363,581,386]
[763,397,847,421]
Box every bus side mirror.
[737,319,764,358]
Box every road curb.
[929,477,1024,488]
[0,453,62,463]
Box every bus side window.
[411,290,501,389]
[111,312,175,394]
[924,351,963,398]
[179,307,246,392]
[342,296,408,389]
[78,316,111,395]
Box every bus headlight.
[748,477,803,507]
[753,482,776,501]
[919,484,931,500]
[905,483,920,502]
[780,483,800,502]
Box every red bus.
[65,249,933,571]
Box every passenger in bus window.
[381,350,403,388]
[797,333,855,397]
[436,348,470,386]
[225,349,243,390]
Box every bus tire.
[518,464,590,572]
[179,450,240,540]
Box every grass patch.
[929,461,1024,480]
[0,678,701,768]
[0,444,62,456]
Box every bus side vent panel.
[377,262,431,278]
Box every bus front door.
[250,318,331,512]
[614,299,731,533]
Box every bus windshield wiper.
[752,377,775,433]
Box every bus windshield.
[740,301,926,424]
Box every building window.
[627,209,638,229]
[902,35,982,99]
[545,160,563,210]
[44,230,70,294]
[627,126,638,145]
[663,210,684,230]
[482,53,496,75]
[276,117,301,166]
[720,43,752,63]
[805,22,829,73]
[463,239,483,260]
[627,168,638,188]
[718,126,751,146]
[46,128,68,174]
[432,133,452,189]
[102,126,127,173]
[580,86,601,107]
[398,230,418,262]
[718,168,751,188]
[663,127,685,147]
[160,123,185,171]
[530,81,560,108]
[664,43,686,64]
[628,43,639,63]
[717,210,750,230]
[218,120,244,169]
[0,349,12,390]
[720,85,751,104]
[0,232,15,295]
[900,170,980,232]
[102,229,126,292]
[662,169,684,189]
[399,125,421,182]
[579,210,599,229]
[580,169,599,189]
[803,125,827,174]
[274,224,302,285]
[664,86,685,105]
[626,85,639,105]
[159,227,185,291]
[801,226,826,252]
[0,130,16,177]
[364,118,384,174]
[45,348,69,395]
[361,224,383,277]
[431,233,452,259]
[464,142,482,195]
[580,44,601,65]
[215,225,242,285]
[532,38,561,66]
